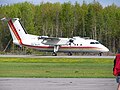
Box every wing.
[39,36,69,45]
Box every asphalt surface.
[0,78,117,90]
[0,55,115,58]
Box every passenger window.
[90,42,95,44]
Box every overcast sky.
[0,0,120,7]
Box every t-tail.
[7,18,28,46]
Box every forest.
[0,1,120,54]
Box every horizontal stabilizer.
[1,17,7,21]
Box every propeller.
[68,38,75,45]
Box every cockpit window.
[90,42,95,44]
[95,42,99,44]
[90,42,99,44]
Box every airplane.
[1,18,109,56]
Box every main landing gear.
[52,45,59,56]
[52,52,73,56]
[52,52,57,56]
[68,52,72,56]
[99,52,102,56]
[52,45,73,56]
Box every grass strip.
[0,58,114,78]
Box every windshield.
[90,42,100,44]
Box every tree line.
[0,1,120,54]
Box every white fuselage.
[18,35,109,53]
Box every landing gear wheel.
[52,52,57,56]
[99,52,102,56]
[68,52,72,56]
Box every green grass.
[0,58,114,78]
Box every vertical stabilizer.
[8,18,27,45]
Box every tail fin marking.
[8,19,22,45]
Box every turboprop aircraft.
[1,18,109,56]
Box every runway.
[0,55,115,58]
[0,78,117,90]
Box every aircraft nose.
[103,47,109,52]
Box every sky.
[0,0,120,7]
